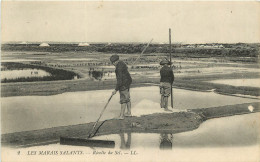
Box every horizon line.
[2,41,260,44]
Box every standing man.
[159,60,174,111]
[110,55,132,119]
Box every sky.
[1,1,260,43]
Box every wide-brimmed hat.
[160,60,171,65]
[110,55,119,63]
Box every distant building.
[187,45,195,48]
[19,41,28,45]
[39,43,50,47]
[204,45,212,48]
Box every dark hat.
[160,60,171,65]
[110,55,119,63]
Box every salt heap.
[78,42,90,46]
[131,99,180,117]
[39,43,50,47]
[248,105,254,112]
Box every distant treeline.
[1,62,80,83]
[1,43,259,57]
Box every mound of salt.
[39,43,50,47]
[78,42,90,46]
[248,105,254,112]
[131,99,180,117]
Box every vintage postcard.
[1,1,260,162]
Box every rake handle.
[88,94,113,138]
[132,39,153,65]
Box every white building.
[19,41,28,45]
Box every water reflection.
[90,113,259,150]
[1,69,51,80]
[117,132,173,150]
[159,133,173,150]
[119,133,131,150]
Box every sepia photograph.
[1,1,260,162]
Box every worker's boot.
[119,133,127,149]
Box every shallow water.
[1,86,258,134]
[200,67,260,74]
[147,66,260,78]
[1,59,38,62]
[209,78,260,88]
[2,113,259,162]
[1,69,51,80]
[92,112,260,148]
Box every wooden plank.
[60,137,115,148]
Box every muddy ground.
[1,51,260,97]
[2,102,259,148]
[2,71,260,97]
